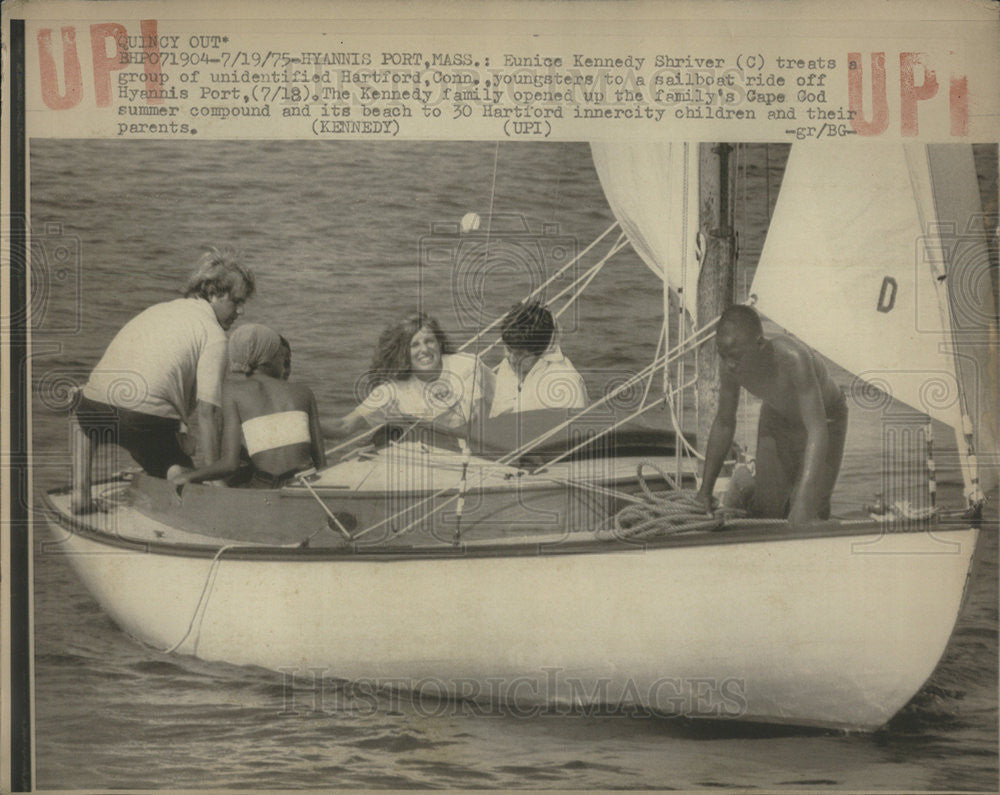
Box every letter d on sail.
[877,276,897,313]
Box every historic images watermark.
[277,667,749,720]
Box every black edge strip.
[9,17,32,794]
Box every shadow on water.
[287,676,839,740]
[657,716,833,741]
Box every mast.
[923,144,998,508]
[696,143,738,454]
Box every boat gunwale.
[295,453,697,499]
[273,470,691,499]
[41,483,978,564]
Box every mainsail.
[751,143,997,498]
[590,142,701,325]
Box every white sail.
[590,142,701,324]
[752,145,961,428]
[752,143,997,499]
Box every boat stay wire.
[455,141,503,541]
[496,315,720,467]
[321,220,625,461]
[343,320,720,545]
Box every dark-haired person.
[323,312,494,438]
[490,301,587,417]
[224,332,294,487]
[169,323,325,489]
[70,247,254,512]
[278,335,292,381]
[695,304,848,524]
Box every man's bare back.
[735,336,844,425]
[696,305,848,524]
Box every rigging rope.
[479,234,630,364]
[551,232,627,322]
[162,507,340,654]
[456,142,503,542]
[456,221,621,355]
[642,321,667,408]
[162,543,236,654]
[499,316,719,467]
[315,210,722,545]
[315,295,720,548]
[324,223,626,461]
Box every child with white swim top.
[169,323,325,488]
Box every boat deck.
[45,484,591,550]
[42,475,968,563]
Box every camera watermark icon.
[4,220,84,335]
[419,213,578,334]
[848,366,996,485]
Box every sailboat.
[42,142,995,731]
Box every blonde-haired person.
[170,324,325,488]
[71,247,254,512]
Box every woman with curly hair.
[324,311,495,438]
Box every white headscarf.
[228,323,281,374]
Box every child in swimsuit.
[170,324,325,488]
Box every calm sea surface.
[29,140,998,790]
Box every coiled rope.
[612,461,784,539]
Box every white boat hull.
[44,486,977,731]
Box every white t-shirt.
[82,297,228,420]
[490,344,588,417]
[358,353,495,431]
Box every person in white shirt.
[324,312,494,438]
[490,301,588,417]
[70,248,254,512]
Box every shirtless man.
[695,305,848,524]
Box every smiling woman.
[322,311,495,438]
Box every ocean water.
[28,140,998,790]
